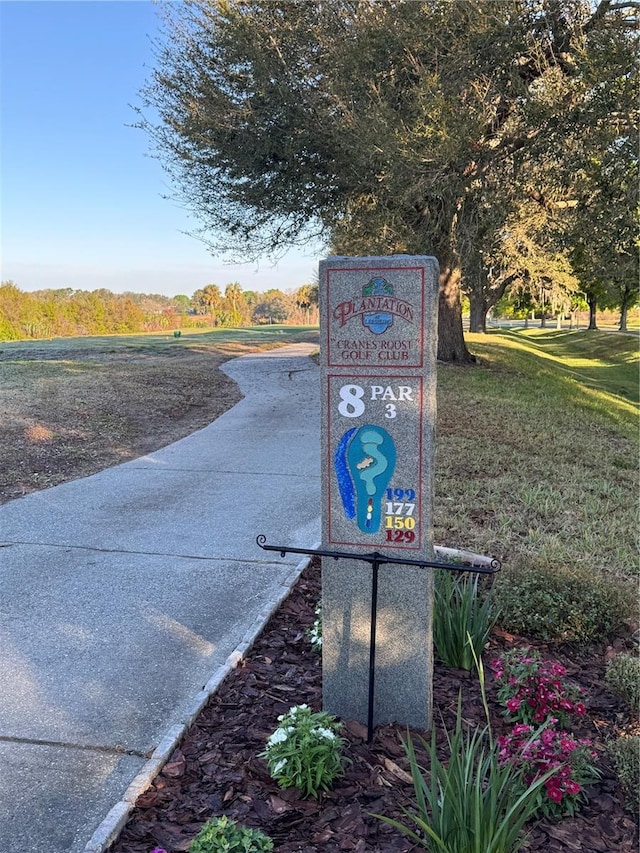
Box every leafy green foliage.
[188,816,273,853]
[607,735,640,814]
[605,653,640,712]
[260,705,347,798]
[382,724,550,852]
[492,560,632,642]
[141,1,637,358]
[433,568,495,670]
[376,652,554,852]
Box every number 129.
[386,529,416,544]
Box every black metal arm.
[256,535,500,741]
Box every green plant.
[491,648,586,727]
[605,653,640,711]
[497,724,599,818]
[492,561,632,642]
[260,704,347,798]
[376,644,556,852]
[187,815,273,852]
[433,568,496,669]
[490,648,599,817]
[607,734,640,813]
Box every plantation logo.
[333,277,414,335]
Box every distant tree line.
[0,281,318,341]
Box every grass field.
[1,324,637,588]
[0,323,319,357]
[435,328,638,585]
[0,325,319,502]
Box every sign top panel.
[321,256,438,370]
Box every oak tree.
[141,0,638,359]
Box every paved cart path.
[0,343,320,853]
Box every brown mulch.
[109,560,638,853]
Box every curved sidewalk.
[0,343,320,853]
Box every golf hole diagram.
[328,377,423,550]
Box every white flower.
[267,728,289,746]
[290,703,309,715]
[272,759,287,775]
[313,727,336,740]
[309,623,323,648]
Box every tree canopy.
[140,0,639,358]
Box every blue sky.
[0,0,322,297]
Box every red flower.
[546,785,564,803]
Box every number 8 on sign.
[338,384,365,418]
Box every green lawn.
[487,327,638,410]
[0,324,320,357]
[435,329,638,581]
[2,323,635,585]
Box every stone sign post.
[319,255,439,730]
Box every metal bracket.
[257,535,500,741]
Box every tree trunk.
[466,272,515,335]
[619,304,628,331]
[619,288,632,331]
[587,293,598,330]
[468,297,487,333]
[437,265,475,363]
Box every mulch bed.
[110,560,638,853]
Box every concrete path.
[0,343,321,853]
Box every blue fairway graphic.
[334,425,396,533]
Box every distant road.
[462,319,639,336]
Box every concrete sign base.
[319,255,439,730]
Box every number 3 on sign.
[338,384,397,419]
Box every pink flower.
[506,697,522,712]
[575,702,586,715]
[565,780,581,796]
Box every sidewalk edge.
[82,552,314,853]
